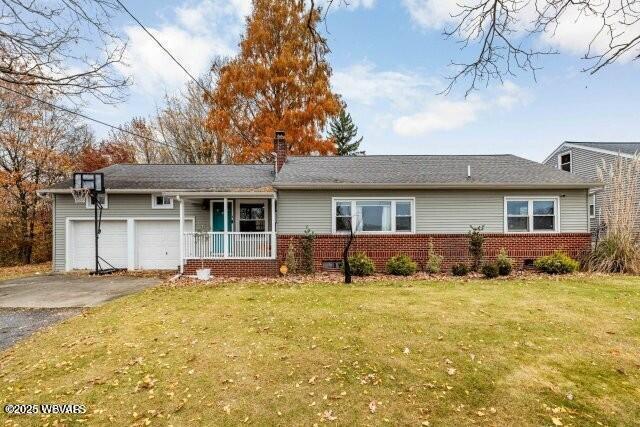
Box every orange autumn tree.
[206,0,341,162]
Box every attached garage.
[135,220,192,270]
[69,220,128,270]
[66,218,193,271]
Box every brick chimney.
[274,130,287,173]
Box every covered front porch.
[173,192,277,271]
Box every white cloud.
[402,0,460,29]
[332,62,436,109]
[334,61,529,138]
[118,0,251,96]
[315,0,375,11]
[343,0,376,9]
[393,97,483,135]
[538,5,640,61]
[392,82,529,136]
[402,0,640,62]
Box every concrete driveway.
[0,274,159,308]
[0,274,160,350]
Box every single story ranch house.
[41,133,600,276]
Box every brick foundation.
[184,259,278,277]
[183,233,591,276]
[277,233,592,272]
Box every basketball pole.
[93,190,99,275]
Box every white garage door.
[71,220,128,270]
[136,220,192,270]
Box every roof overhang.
[273,182,602,190]
[38,188,276,196]
[167,191,276,198]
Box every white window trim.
[331,197,416,234]
[504,196,560,233]
[589,193,596,219]
[85,193,108,209]
[557,150,572,172]
[151,194,174,209]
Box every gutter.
[272,182,603,190]
[38,189,276,196]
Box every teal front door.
[212,201,233,254]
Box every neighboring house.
[41,134,600,276]
[543,141,640,238]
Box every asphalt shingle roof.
[49,164,275,192]
[566,141,640,156]
[273,155,598,189]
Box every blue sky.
[90,0,640,161]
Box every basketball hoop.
[71,187,90,204]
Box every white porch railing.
[184,232,275,259]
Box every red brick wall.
[183,233,591,276]
[277,233,592,272]
[184,259,278,277]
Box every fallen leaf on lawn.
[369,400,377,413]
[552,417,563,426]
[446,368,456,376]
[308,376,317,384]
[322,410,337,421]
[403,347,410,354]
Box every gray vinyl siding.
[276,189,588,234]
[53,194,209,271]
[544,144,640,235]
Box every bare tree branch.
[0,0,129,103]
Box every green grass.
[2,276,640,426]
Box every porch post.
[223,197,228,258]
[178,196,184,273]
[271,196,276,259]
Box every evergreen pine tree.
[329,109,364,156]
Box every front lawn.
[1,276,639,425]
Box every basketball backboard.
[73,172,105,193]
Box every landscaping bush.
[495,248,514,276]
[586,234,640,274]
[534,251,580,274]
[451,263,469,276]
[424,240,443,274]
[284,241,297,274]
[345,252,375,276]
[481,263,499,278]
[299,226,316,274]
[467,225,485,271]
[386,254,417,276]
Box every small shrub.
[481,263,499,278]
[467,225,485,271]
[386,254,417,276]
[299,226,316,274]
[284,241,297,274]
[495,248,514,276]
[534,251,579,274]
[345,252,375,276]
[451,263,469,276]
[424,240,443,274]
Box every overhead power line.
[114,0,208,92]
[0,83,183,151]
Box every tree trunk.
[343,230,354,284]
